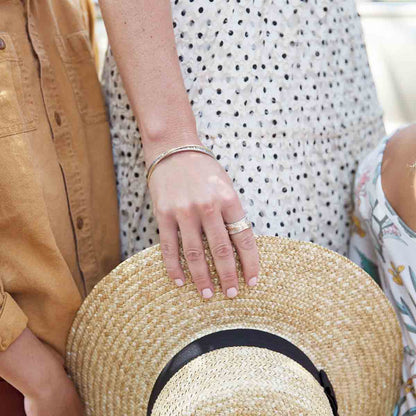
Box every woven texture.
[66,235,402,415]
[152,348,333,415]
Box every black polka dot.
[103,1,385,259]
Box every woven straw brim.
[66,235,402,416]
[152,347,334,415]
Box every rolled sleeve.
[0,292,28,352]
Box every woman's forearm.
[99,0,200,164]
[0,328,64,398]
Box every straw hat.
[66,235,402,415]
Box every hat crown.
[152,347,334,415]
[148,329,338,415]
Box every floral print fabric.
[349,128,416,416]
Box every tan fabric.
[0,0,121,355]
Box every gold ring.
[225,215,252,235]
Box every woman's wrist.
[24,359,67,400]
[0,328,65,399]
[146,144,216,184]
[141,117,203,168]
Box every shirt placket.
[26,1,99,296]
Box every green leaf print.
[354,247,381,287]
[410,266,416,294]
[405,324,416,334]
[397,296,416,325]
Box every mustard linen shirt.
[0,0,121,355]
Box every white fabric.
[102,0,385,259]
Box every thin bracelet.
[146,144,216,184]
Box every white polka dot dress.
[102,0,386,260]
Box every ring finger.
[222,207,259,287]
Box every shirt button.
[0,38,6,50]
[54,111,62,126]
[76,216,84,230]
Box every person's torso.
[102,0,385,259]
[351,130,416,415]
[164,0,384,140]
[0,0,121,352]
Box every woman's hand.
[148,144,260,299]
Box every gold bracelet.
[146,144,216,184]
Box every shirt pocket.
[55,30,107,125]
[0,32,37,139]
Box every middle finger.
[200,203,239,298]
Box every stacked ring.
[225,215,252,235]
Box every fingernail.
[248,277,258,287]
[226,287,238,298]
[202,288,213,299]
[175,279,184,287]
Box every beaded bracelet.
[146,144,216,184]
